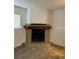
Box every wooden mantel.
[23,23,52,29]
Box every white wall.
[14,14,21,28]
[14,6,27,48]
[14,6,27,26]
[26,8,48,24]
[14,0,48,24]
[14,28,26,48]
[49,8,65,47]
[30,8,48,24]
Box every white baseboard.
[14,43,22,48]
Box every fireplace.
[32,29,45,42]
[24,24,51,44]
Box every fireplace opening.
[32,29,45,42]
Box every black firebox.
[32,29,45,42]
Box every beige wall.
[49,8,65,47]
[14,28,26,48]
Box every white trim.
[14,43,22,48]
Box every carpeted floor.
[14,43,65,59]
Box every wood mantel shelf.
[23,23,52,29]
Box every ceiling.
[15,0,65,10]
